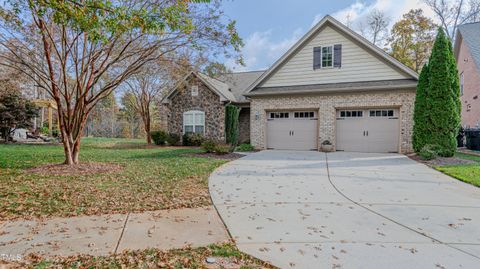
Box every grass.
[435,152,480,187]
[0,137,226,220]
[3,243,275,269]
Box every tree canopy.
[389,9,437,72]
[0,0,243,164]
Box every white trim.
[183,110,205,135]
[245,15,418,93]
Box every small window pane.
[284,113,289,118]
[340,111,345,117]
[346,111,351,117]
[376,111,381,117]
[358,111,363,117]
[185,125,193,133]
[294,112,299,118]
[194,126,204,134]
[310,112,314,117]
[352,111,357,117]
[370,111,375,117]
[381,110,387,117]
[388,110,394,117]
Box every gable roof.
[218,71,264,103]
[245,15,418,94]
[455,22,480,72]
[162,70,264,104]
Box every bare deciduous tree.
[424,0,480,40]
[356,9,391,46]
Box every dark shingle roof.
[218,71,265,103]
[458,22,480,71]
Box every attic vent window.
[191,85,199,96]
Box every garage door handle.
[366,131,369,136]
[363,131,365,136]
[292,131,294,136]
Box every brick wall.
[249,90,416,153]
[457,39,480,128]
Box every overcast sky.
[221,0,436,71]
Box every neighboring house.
[162,15,419,153]
[454,22,480,129]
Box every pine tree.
[412,63,430,152]
[418,28,460,157]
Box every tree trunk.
[142,107,152,145]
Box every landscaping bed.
[0,138,227,220]
[411,152,480,188]
[0,243,275,269]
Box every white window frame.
[191,85,199,97]
[183,110,205,134]
[321,45,334,68]
[460,72,464,96]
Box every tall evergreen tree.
[412,63,430,152]
[414,28,460,156]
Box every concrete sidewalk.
[0,206,229,258]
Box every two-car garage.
[265,108,400,153]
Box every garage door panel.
[266,112,318,151]
[336,109,399,153]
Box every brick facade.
[238,107,250,144]
[166,77,226,141]
[249,90,416,153]
[457,39,480,128]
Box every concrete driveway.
[209,151,480,268]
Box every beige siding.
[261,26,408,88]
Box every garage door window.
[270,112,289,119]
[294,111,315,118]
[339,110,363,118]
[369,109,394,117]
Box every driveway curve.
[209,151,480,268]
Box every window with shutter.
[334,44,342,68]
[313,47,321,70]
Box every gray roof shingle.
[218,71,264,103]
[458,22,480,71]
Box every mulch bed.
[408,154,477,166]
[187,152,245,160]
[26,162,124,176]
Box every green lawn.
[0,138,226,220]
[435,152,480,187]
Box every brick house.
[454,22,480,129]
[161,15,418,153]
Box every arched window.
[183,110,205,134]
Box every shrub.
[236,143,254,152]
[419,144,441,160]
[225,104,240,146]
[39,126,49,135]
[215,144,230,155]
[151,130,168,145]
[183,133,204,146]
[202,139,218,153]
[166,133,180,146]
[52,128,59,138]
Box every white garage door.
[336,109,400,153]
[267,111,318,150]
